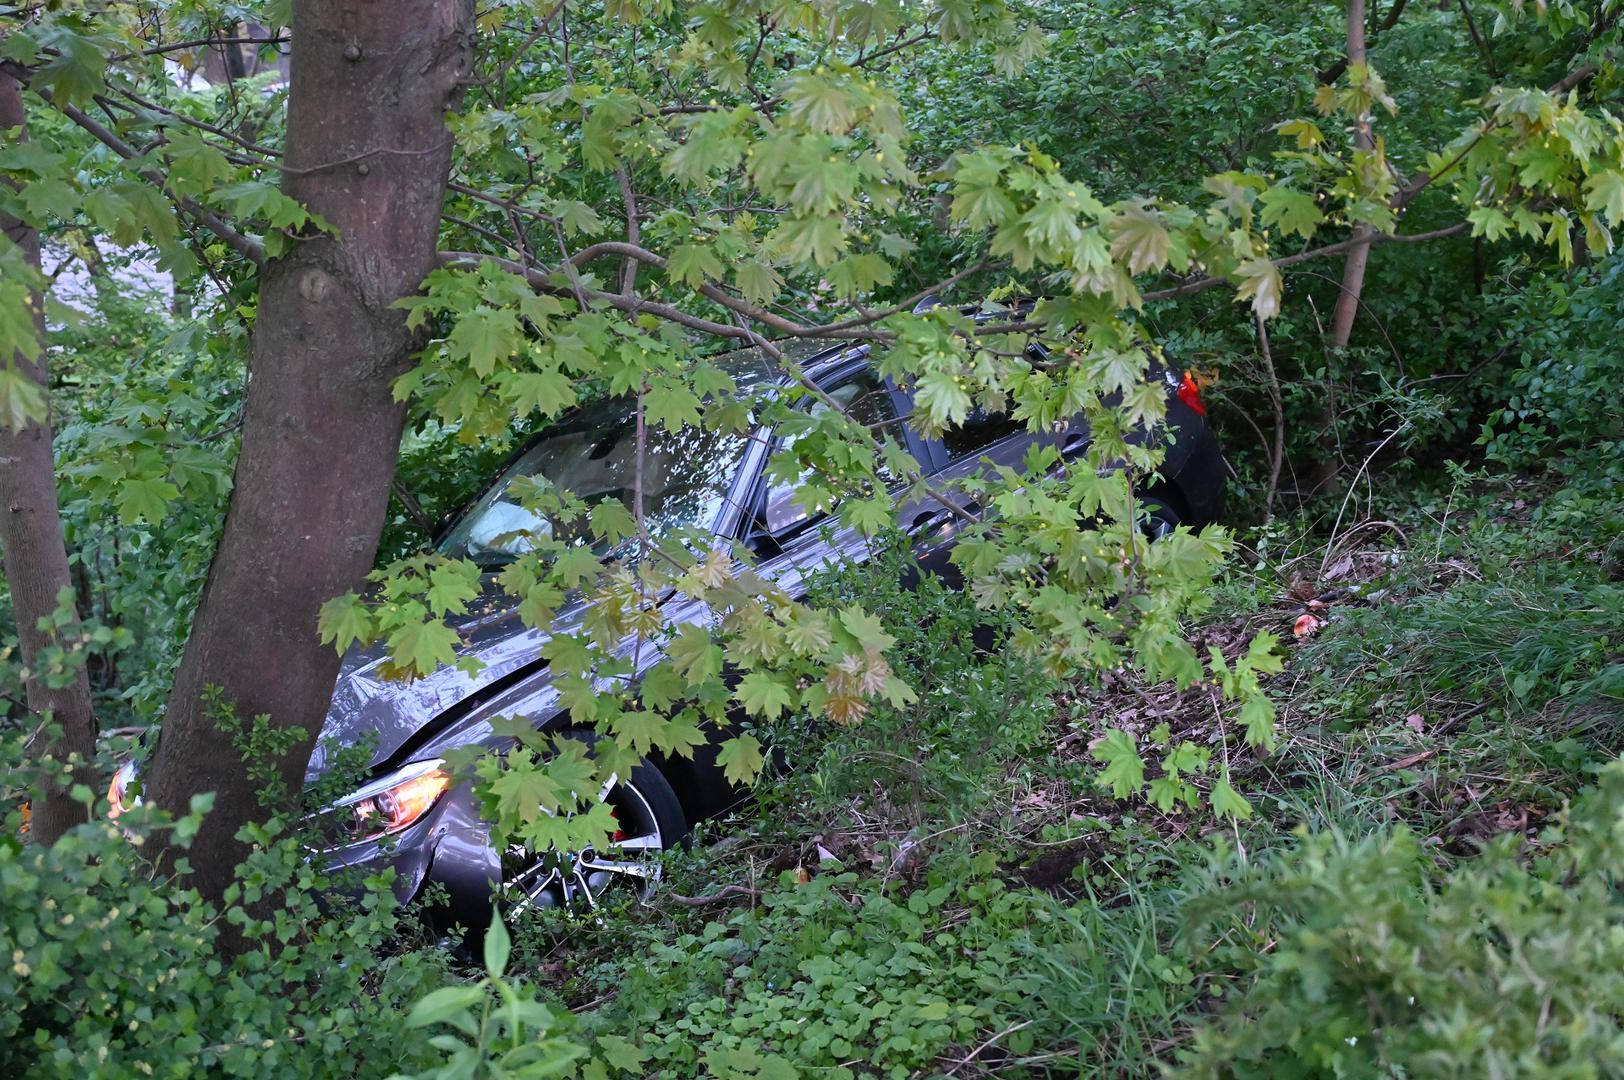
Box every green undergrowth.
[517,470,1624,1077]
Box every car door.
[736,361,939,598]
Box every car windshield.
[438,397,754,567]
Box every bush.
[1483,250,1624,480]
[1177,759,1624,1076]
[0,731,559,1079]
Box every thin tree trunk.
[0,72,100,846]
[145,0,473,917]
[1318,0,1375,493]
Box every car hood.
[303,579,579,784]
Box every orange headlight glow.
[348,767,449,839]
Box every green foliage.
[1482,248,1624,480]
[0,735,459,1079]
[1180,762,1624,1074]
[575,866,1055,1078]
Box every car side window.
[759,370,901,536]
[940,401,1024,461]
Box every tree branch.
[0,62,266,265]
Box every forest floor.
[488,468,1624,1076]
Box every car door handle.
[1061,432,1089,459]
[907,508,955,537]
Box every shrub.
[1177,759,1624,1076]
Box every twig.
[667,884,761,906]
[1253,312,1285,520]
[945,1020,1033,1076]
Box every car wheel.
[500,736,687,913]
[1140,485,1186,541]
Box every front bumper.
[323,780,500,928]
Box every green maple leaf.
[317,593,374,654]
[1210,777,1254,821]
[554,199,603,236]
[667,244,724,288]
[1239,693,1277,748]
[589,498,637,545]
[1091,728,1146,798]
[770,213,846,267]
[425,560,480,616]
[542,632,595,676]
[504,367,576,417]
[839,497,894,536]
[1584,170,1624,226]
[638,661,686,713]
[668,623,722,685]
[827,253,894,298]
[386,618,460,678]
[1108,204,1171,275]
[716,733,765,786]
[785,73,856,133]
[645,377,702,431]
[610,709,666,755]
[115,476,180,525]
[915,371,972,429]
[838,606,894,652]
[0,364,47,430]
[1259,186,1323,239]
[597,1036,648,1075]
[553,546,602,590]
[734,260,783,305]
[450,306,522,377]
[662,709,709,760]
[1234,257,1283,320]
[735,671,797,720]
[1468,206,1513,242]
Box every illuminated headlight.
[107,760,140,819]
[330,759,450,842]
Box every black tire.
[1139,487,1184,541]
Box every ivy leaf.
[1210,777,1254,820]
[735,671,796,720]
[716,733,766,786]
[317,593,375,654]
[1091,728,1146,798]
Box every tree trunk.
[145,0,472,913]
[0,72,100,846]
[1318,0,1375,493]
